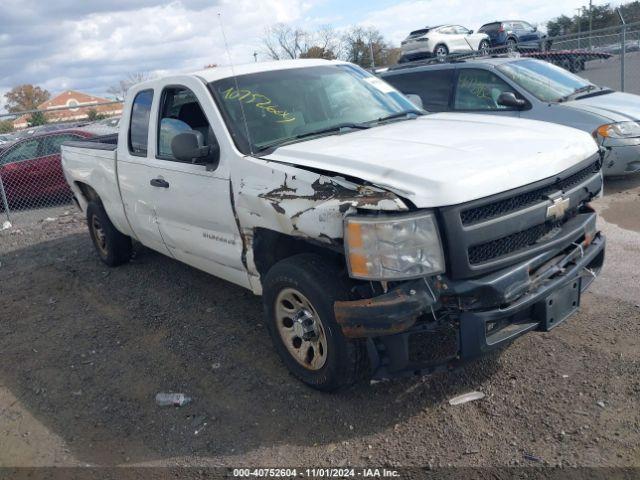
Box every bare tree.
[300,25,342,59]
[107,72,153,101]
[262,24,309,60]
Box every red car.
[0,130,93,210]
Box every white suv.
[401,25,491,61]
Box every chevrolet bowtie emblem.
[547,196,570,220]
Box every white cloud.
[0,0,320,110]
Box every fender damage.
[232,157,408,293]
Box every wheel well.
[252,228,344,278]
[75,182,101,204]
[434,43,448,52]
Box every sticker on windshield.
[221,87,296,123]
[363,77,396,94]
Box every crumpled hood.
[564,91,640,122]
[263,113,598,208]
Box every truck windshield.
[209,64,420,154]
[497,59,594,103]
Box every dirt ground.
[0,176,639,470]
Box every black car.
[478,20,550,51]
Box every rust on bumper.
[334,281,435,338]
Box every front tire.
[87,201,132,267]
[263,254,368,391]
[506,38,518,52]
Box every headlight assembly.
[344,212,445,281]
[596,122,640,139]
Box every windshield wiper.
[559,85,597,102]
[371,111,422,124]
[254,123,371,152]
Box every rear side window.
[383,69,454,112]
[1,139,40,165]
[41,134,82,156]
[129,90,154,156]
[479,23,499,33]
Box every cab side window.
[383,70,454,112]
[157,86,218,162]
[129,89,154,156]
[454,69,518,111]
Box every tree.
[4,85,50,113]
[262,23,308,60]
[86,108,106,122]
[342,26,395,68]
[0,120,14,133]
[27,111,48,127]
[300,46,336,60]
[107,72,152,101]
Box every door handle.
[150,178,169,188]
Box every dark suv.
[478,20,549,51]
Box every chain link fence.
[441,21,640,95]
[0,103,120,231]
[2,23,640,233]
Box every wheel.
[479,40,491,55]
[433,44,449,60]
[86,201,132,267]
[263,254,369,391]
[506,38,518,52]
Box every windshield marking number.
[222,88,296,123]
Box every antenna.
[217,12,254,155]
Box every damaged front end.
[334,220,605,380]
[335,155,606,379]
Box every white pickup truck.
[62,59,606,391]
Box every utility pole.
[576,8,582,49]
[588,0,593,49]
[369,41,376,69]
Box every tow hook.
[293,310,318,341]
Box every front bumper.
[602,142,640,176]
[335,233,605,379]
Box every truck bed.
[62,133,118,151]
[61,133,134,238]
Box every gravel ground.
[0,176,639,469]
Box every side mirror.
[532,26,538,32]
[171,130,219,170]
[497,92,527,109]
[468,30,474,34]
[405,94,424,110]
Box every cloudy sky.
[0,0,623,112]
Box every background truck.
[61,59,605,391]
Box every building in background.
[12,90,122,129]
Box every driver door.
[149,79,248,287]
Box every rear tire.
[263,254,369,391]
[506,38,518,52]
[87,201,132,267]
[433,44,449,60]
[479,40,491,55]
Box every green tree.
[86,108,106,122]
[4,84,50,113]
[27,111,48,127]
[0,120,14,133]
